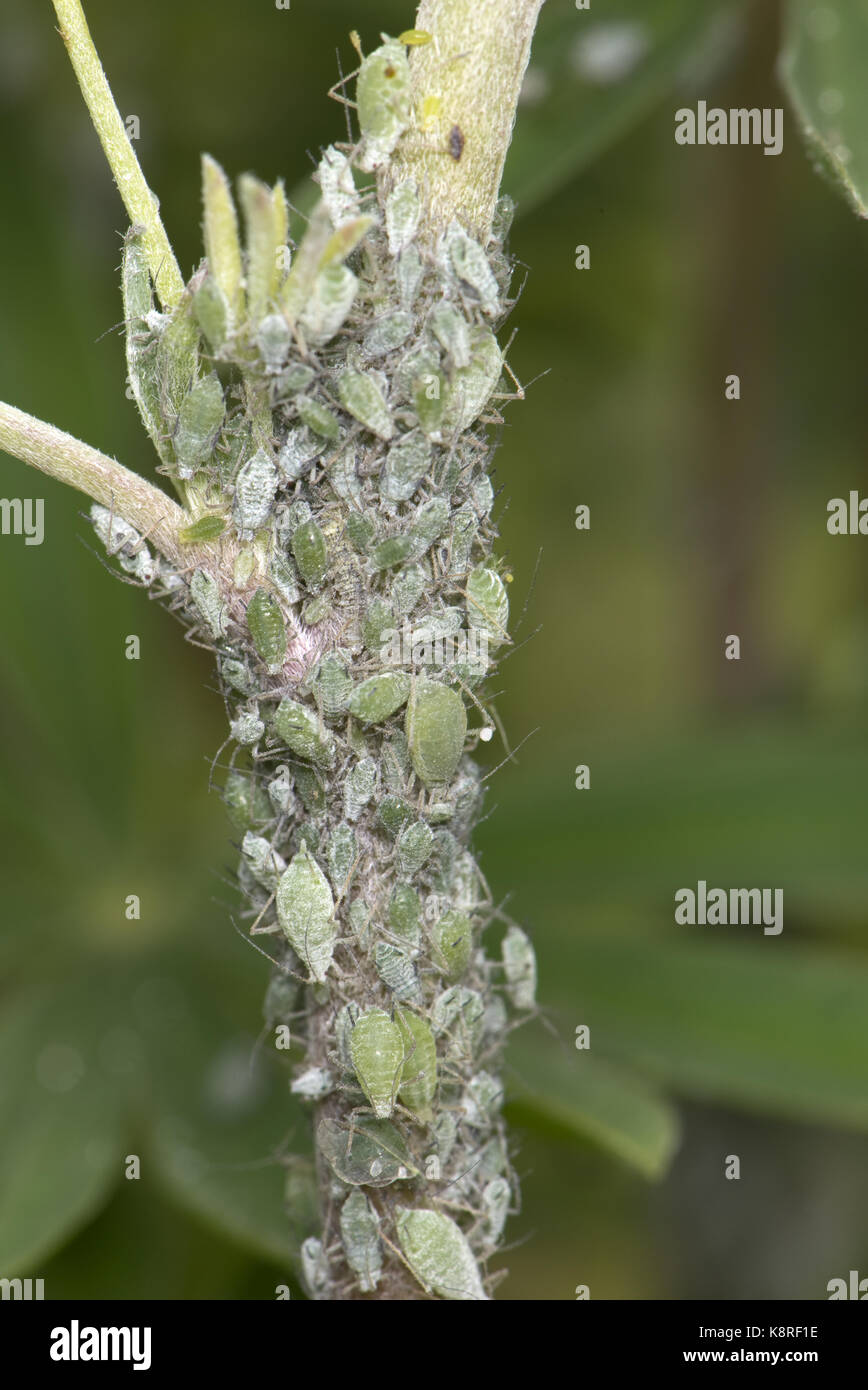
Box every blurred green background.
[2,0,868,1300]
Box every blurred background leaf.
[781,0,868,218]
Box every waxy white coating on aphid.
[356,38,413,173]
[373,942,422,1004]
[278,427,321,482]
[429,304,471,368]
[395,244,423,309]
[385,180,421,256]
[233,448,279,539]
[241,831,287,890]
[481,1177,511,1251]
[291,1065,335,1101]
[502,924,537,1010]
[379,428,432,503]
[340,1191,383,1292]
[326,821,356,894]
[462,1070,504,1127]
[444,221,501,318]
[349,1008,404,1119]
[343,756,376,822]
[276,846,337,983]
[299,264,358,346]
[395,1207,487,1301]
[317,146,361,227]
[230,710,265,745]
[301,1236,330,1299]
[362,309,414,362]
[267,766,295,815]
[431,986,485,1046]
[338,369,394,440]
[406,680,468,788]
[465,565,509,646]
[190,568,227,639]
[395,819,434,877]
[90,505,157,585]
[445,329,503,434]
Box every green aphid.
[465,565,509,646]
[396,1009,437,1121]
[293,761,327,815]
[396,819,434,877]
[389,883,422,946]
[340,1192,383,1293]
[294,822,321,857]
[233,448,279,538]
[317,145,360,227]
[390,563,426,616]
[122,229,171,464]
[445,220,501,318]
[347,671,411,724]
[444,329,503,434]
[338,369,394,440]
[190,568,227,639]
[429,304,471,367]
[350,1008,404,1119]
[313,653,353,716]
[192,272,230,353]
[431,909,472,981]
[413,369,447,438]
[345,510,376,553]
[431,986,485,1043]
[356,38,413,172]
[317,1115,419,1187]
[246,588,287,673]
[278,427,321,483]
[378,795,413,838]
[329,445,362,502]
[275,362,315,399]
[481,1178,511,1252]
[449,502,476,578]
[343,756,377,822]
[379,429,432,503]
[276,845,337,983]
[373,943,422,1004]
[297,394,341,441]
[255,312,291,372]
[269,551,301,605]
[292,519,329,590]
[326,821,356,895]
[231,710,265,745]
[363,598,396,651]
[385,180,421,256]
[370,535,412,570]
[395,1207,487,1301]
[272,698,335,768]
[302,593,331,626]
[362,309,413,359]
[241,830,286,890]
[347,898,372,947]
[174,374,225,479]
[472,475,495,518]
[432,1112,458,1165]
[224,769,272,832]
[156,301,201,443]
[409,498,450,557]
[221,656,254,695]
[406,680,467,787]
[178,514,227,544]
[263,969,301,1028]
[501,925,537,1010]
[298,264,358,346]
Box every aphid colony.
[94,32,536,1300]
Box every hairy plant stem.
[2,0,543,1301]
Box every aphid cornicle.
[395,1207,487,1301]
[349,1008,404,1119]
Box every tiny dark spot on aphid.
[449,125,465,161]
[385,64,396,78]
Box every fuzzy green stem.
[52,0,185,308]
[388,0,545,238]
[0,401,191,566]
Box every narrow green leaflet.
[507,1032,680,1179]
[781,0,868,218]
